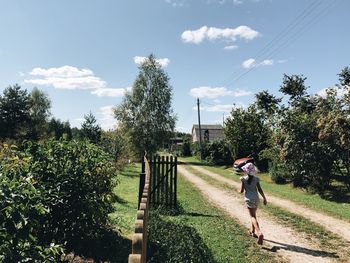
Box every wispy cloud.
[242,58,275,69]
[98,105,117,130]
[316,86,344,98]
[181,25,260,44]
[134,56,170,67]
[91,87,132,97]
[165,0,185,7]
[25,65,106,90]
[242,58,287,69]
[224,45,239,51]
[192,104,243,113]
[190,86,252,99]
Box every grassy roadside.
[107,163,141,263]
[110,163,141,237]
[183,165,350,262]
[147,173,279,263]
[179,157,350,222]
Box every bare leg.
[248,207,264,245]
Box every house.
[191,124,224,143]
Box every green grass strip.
[110,163,141,238]
[147,173,277,263]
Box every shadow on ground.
[62,226,130,263]
[263,239,339,259]
[147,204,216,263]
[320,184,350,203]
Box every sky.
[0,0,349,133]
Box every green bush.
[206,140,232,165]
[0,144,63,262]
[25,139,117,251]
[181,139,192,157]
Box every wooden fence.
[128,155,178,262]
[149,155,177,207]
[128,156,151,263]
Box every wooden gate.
[141,155,177,207]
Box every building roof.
[192,124,223,131]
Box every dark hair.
[247,174,253,185]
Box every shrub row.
[0,140,116,262]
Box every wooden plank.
[161,156,165,204]
[170,155,173,206]
[165,156,169,206]
[157,155,161,204]
[152,156,156,204]
[174,156,177,207]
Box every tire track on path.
[178,165,339,263]
[189,165,350,244]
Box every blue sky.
[0,0,349,132]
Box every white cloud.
[29,65,93,78]
[224,45,239,50]
[233,0,243,5]
[242,58,275,69]
[91,87,132,97]
[316,86,344,98]
[134,56,170,67]
[190,86,252,99]
[233,89,253,97]
[181,25,259,44]
[242,58,256,69]
[98,105,117,131]
[260,59,274,66]
[190,87,232,99]
[192,104,236,113]
[25,65,106,90]
[165,0,185,7]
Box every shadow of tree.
[147,208,215,263]
[263,239,339,259]
[320,184,350,203]
[63,226,130,263]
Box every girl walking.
[239,162,267,245]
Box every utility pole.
[197,98,203,159]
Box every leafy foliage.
[0,144,63,262]
[224,105,270,170]
[114,54,176,157]
[25,140,117,251]
[0,85,31,139]
[0,139,117,261]
[28,88,51,140]
[81,112,102,144]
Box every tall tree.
[28,88,51,139]
[81,112,101,144]
[114,54,176,157]
[47,118,72,140]
[0,84,30,139]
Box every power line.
[218,0,323,88]
[229,0,341,85]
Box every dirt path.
[178,165,340,263]
[189,165,350,244]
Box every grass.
[179,156,350,222]
[110,163,141,238]
[183,165,350,262]
[147,173,279,263]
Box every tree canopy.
[114,54,176,157]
